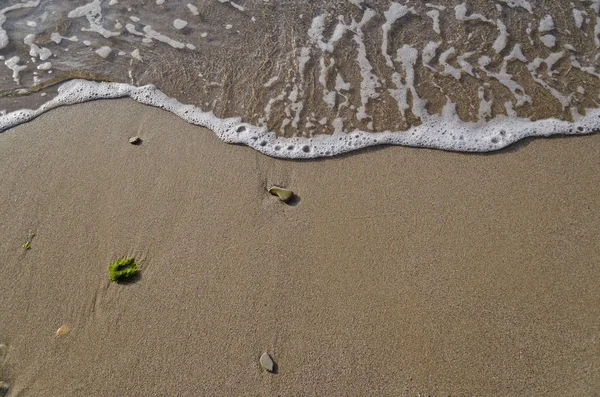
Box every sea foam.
[0,0,599,158]
[0,79,598,159]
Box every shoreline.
[1,79,599,159]
[1,99,599,396]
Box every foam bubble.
[173,19,188,30]
[187,4,199,16]
[95,46,112,58]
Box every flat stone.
[0,381,9,397]
[56,324,71,337]
[260,352,274,372]
[268,186,294,203]
[0,344,6,361]
[128,136,142,145]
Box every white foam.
[131,48,142,61]
[540,34,556,48]
[388,45,427,120]
[37,61,52,70]
[571,56,600,78]
[2,79,598,158]
[381,3,415,67]
[0,1,41,50]
[230,2,245,12]
[422,41,440,67]
[142,25,187,49]
[4,56,27,84]
[187,4,199,16]
[496,0,532,13]
[426,9,441,35]
[455,3,492,23]
[538,15,555,32]
[573,9,587,28]
[438,48,474,80]
[50,32,78,44]
[307,14,327,51]
[24,34,52,61]
[493,19,509,53]
[478,48,531,108]
[95,46,112,58]
[68,0,120,38]
[351,8,381,122]
[317,56,335,108]
[478,86,493,120]
[426,4,446,11]
[1,1,599,159]
[527,52,571,107]
[173,19,188,29]
[263,75,279,87]
[595,16,600,48]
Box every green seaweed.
[23,232,35,250]
[108,257,138,283]
[268,186,294,203]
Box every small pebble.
[0,344,6,361]
[56,324,71,337]
[260,352,274,372]
[128,136,142,145]
[268,186,294,203]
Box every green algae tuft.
[109,257,138,283]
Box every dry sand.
[1,99,599,396]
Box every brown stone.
[128,136,142,145]
[56,324,72,337]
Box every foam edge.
[0,79,598,159]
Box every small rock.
[260,352,274,372]
[0,344,6,361]
[0,381,9,397]
[56,324,71,337]
[268,186,294,203]
[128,136,142,145]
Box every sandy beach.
[1,99,599,396]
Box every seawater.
[0,0,599,158]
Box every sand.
[0,99,599,396]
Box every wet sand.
[0,99,599,396]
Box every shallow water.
[0,0,600,157]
